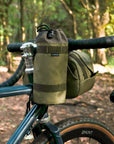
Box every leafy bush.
[108,57,114,67]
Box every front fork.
[33,112,64,144]
[43,122,64,144]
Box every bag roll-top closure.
[35,29,68,44]
[36,30,68,54]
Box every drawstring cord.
[37,24,50,32]
[37,24,55,39]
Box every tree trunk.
[72,13,77,39]
[20,0,26,42]
[60,0,77,39]
[1,1,13,71]
[95,28,108,65]
[80,0,110,65]
[91,0,109,65]
[33,0,38,37]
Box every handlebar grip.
[68,36,114,51]
[110,90,114,103]
[7,43,24,52]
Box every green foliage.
[0,60,6,66]
[0,0,114,66]
[0,51,7,66]
[2,0,113,41]
[105,14,114,35]
[108,57,114,67]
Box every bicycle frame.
[1,33,113,144]
[0,85,32,98]
[0,85,47,143]
[0,85,64,144]
[7,104,47,144]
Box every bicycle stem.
[20,42,37,74]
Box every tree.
[0,0,13,71]
[0,0,113,69]
[20,0,25,42]
[60,0,78,39]
[80,0,112,65]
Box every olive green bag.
[66,50,96,99]
[33,28,68,104]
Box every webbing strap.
[74,51,94,75]
[36,46,68,54]
[70,53,88,79]
[34,83,66,92]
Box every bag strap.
[34,83,66,92]
[70,53,88,79]
[67,65,78,80]
[25,94,31,116]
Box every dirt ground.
[0,69,114,144]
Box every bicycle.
[0,34,114,143]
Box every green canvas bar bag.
[66,50,96,99]
[33,29,68,104]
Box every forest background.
[0,0,114,72]
[0,1,114,143]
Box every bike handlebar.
[1,35,113,87]
[68,36,114,50]
[0,59,25,87]
[7,36,114,52]
[7,43,24,52]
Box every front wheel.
[32,117,114,144]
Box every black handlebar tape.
[110,90,114,103]
[68,36,114,51]
[0,58,25,87]
[7,43,24,52]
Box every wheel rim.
[61,123,114,144]
[64,138,101,144]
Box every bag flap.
[72,50,94,73]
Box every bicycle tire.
[32,116,114,144]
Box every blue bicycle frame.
[0,85,47,144]
[0,85,63,144]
